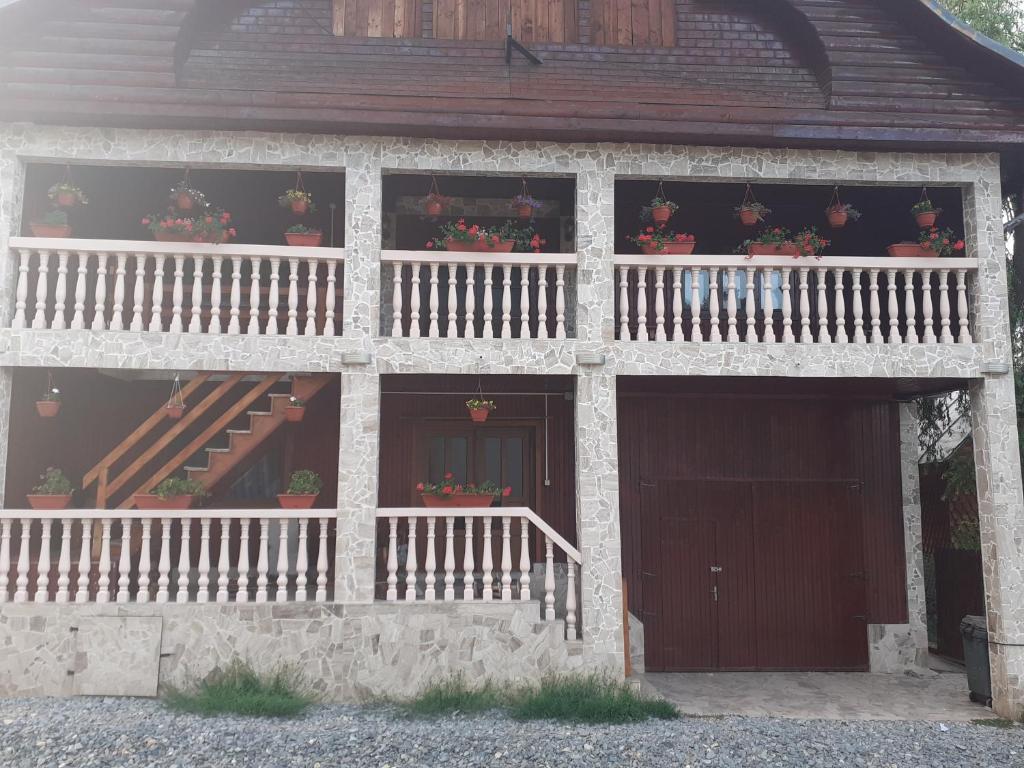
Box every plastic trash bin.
[960,615,992,706]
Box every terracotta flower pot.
[424,200,444,217]
[154,230,190,242]
[27,494,72,510]
[915,211,938,228]
[36,400,61,418]
[748,242,800,257]
[175,192,195,211]
[444,238,480,252]
[738,208,760,226]
[468,406,491,423]
[278,493,317,509]
[827,210,849,229]
[651,205,672,225]
[421,493,496,508]
[477,239,516,253]
[284,231,323,247]
[133,494,196,510]
[290,199,309,215]
[641,241,696,256]
[165,404,185,420]
[887,243,935,258]
[516,204,534,220]
[285,405,305,422]
[30,224,71,238]
[56,191,78,208]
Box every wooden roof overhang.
[2,0,1024,165]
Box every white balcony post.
[34,518,52,603]
[247,257,262,335]
[274,517,289,601]
[654,266,666,341]
[148,255,164,332]
[428,262,440,338]
[762,268,776,343]
[0,519,10,603]
[852,268,866,343]
[266,257,281,335]
[709,267,722,342]
[96,518,112,603]
[544,536,555,621]
[921,269,936,343]
[405,516,418,601]
[555,265,567,339]
[798,267,812,343]
[448,262,460,338]
[14,519,31,603]
[386,515,399,602]
[196,517,211,603]
[671,267,683,342]
[834,268,848,344]
[324,260,338,337]
[939,268,953,343]
[462,515,476,600]
[465,263,477,337]
[115,518,131,603]
[303,260,318,335]
[482,264,494,338]
[209,255,224,334]
[957,269,972,343]
[237,518,251,603]
[444,516,456,601]
[566,562,578,640]
[500,515,512,601]
[501,265,512,338]
[726,267,738,342]
[391,263,404,337]
[518,518,531,600]
[316,517,329,602]
[520,264,532,338]
[176,517,191,602]
[109,252,127,331]
[73,250,89,330]
[12,249,30,329]
[228,255,243,335]
[75,519,92,603]
[536,265,548,339]
[156,517,171,603]
[130,254,147,332]
[295,518,309,601]
[55,518,72,603]
[170,253,186,333]
[32,249,50,329]
[423,516,437,601]
[216,519,231,603]
[904,270,918,344]
[887,268,901,344]
[636,266,648,341]
[409,262,422,338]
[91,252,108,331]
[816,267,831,344]
[618,266,630,340]
[481,515,494,601]
[137,518,152,604]
[51,250,69,330]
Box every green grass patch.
[510,675,678,724]
[163,659,317,718]
[399,674,505,716]
[972,717,1017,729]
[400,673,677,724]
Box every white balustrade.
[377,507,582,641]
[614,254,978,345]
[8,238,344,337]
[0,510,332,604]
[382,251,576,339]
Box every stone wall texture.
[0,603,583,701]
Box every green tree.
[940,0,1024,51]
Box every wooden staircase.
[82,373,332,509]
[183,375,330,491]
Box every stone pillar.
[572,166,624,672]
[574,371,625,673]
[964,165,1024,719]
[0,146,23,504]
[333,151,383,602]
[869,403,930,673]
[334,368,381,602]
[970,375,1024,718]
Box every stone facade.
[0,123,1019,714]
[0,602,582,700]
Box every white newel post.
[963,175,1024,720]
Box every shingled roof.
[2,0,1024,152]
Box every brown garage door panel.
[753,481,869,671]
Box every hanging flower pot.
[466,398,495,423]
[512,188,541,221]
[912,191,941,229]
[36,384,61,418]
[285,396,306,422]
[169,171,207,213]
[735,184,770,227]
[48,182,88,209]
[423,177,450,217]
[278,185,315,217]
[165,404,185,420]
[175,191,195,211]
[164,375,186,420]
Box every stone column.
[334,368,381,602]
[333,150,383,602]
[574,371,625,673]
[964,166,1024,719]
[0,146,23,504]
[869,403,930,673]
[572,166,624,672]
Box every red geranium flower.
[416,482,425,491]
[502,486,512,497]
[444,472,453,480]
[441,485,453,495]
[954,240,965,250]
[646,226,655,233]
[426,241,434,248]
[141,218,150,226]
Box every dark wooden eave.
[2,0,1024,156]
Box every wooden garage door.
[641,479,868,671]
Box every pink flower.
[416,482,424,491]
[502,487,512,497]
[441,485,453,495]
[443,472,454,480]
[141,218,151,226]
[954,240,965,251]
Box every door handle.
[711,585,719,602]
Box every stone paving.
[640,670,990,721]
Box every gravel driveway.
[0,698,1020,767]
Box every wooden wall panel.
[334,0,423,38]
[618,388,908,627]
[591,0,674,47]
[431,0,577,43]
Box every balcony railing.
[376,507,581,640]
[0,508,334,604]
[8,238,344,336]
[382,250,576,339]
[614,254,978,344]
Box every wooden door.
[641,478,868,671]
[752,480,869,670]
[640,479,756,671]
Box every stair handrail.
[376,506,581,564]
[83,372,212,490]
